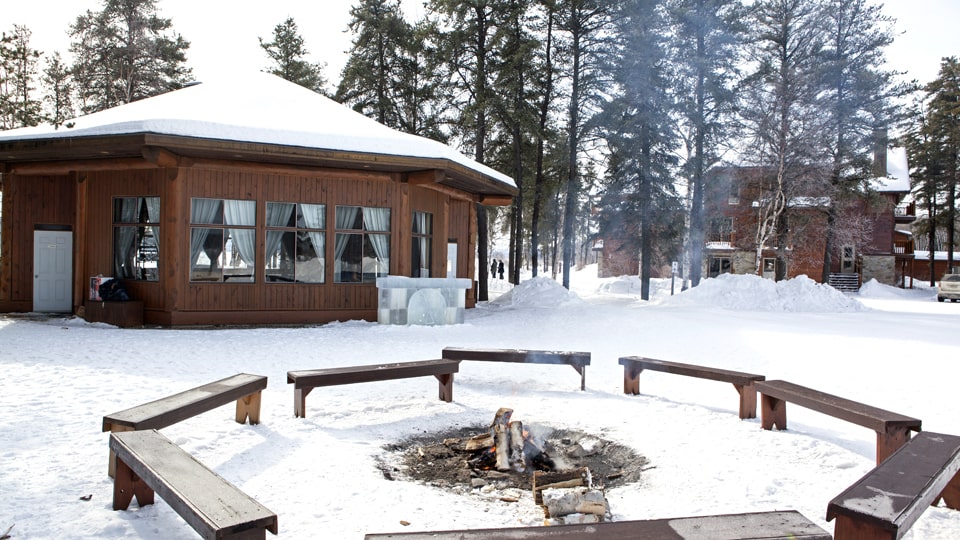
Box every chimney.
[873,127,888,178]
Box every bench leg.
[734,382,758,420]
[107,425,135,479]
[759,394,786,431]
[113,458,155,510]
[876,427,911,465]
[436,374,454,402]
[833,513,896,540]
[571,364,586,391]
[937,470,960,509]
[236,390,263,424]
[622,365,643,395]
[294,387,313,418]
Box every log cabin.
[0,73,516,326]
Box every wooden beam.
[188,157,393,182]
[142,146,190,168]
[6,157,158,175]
[479,195,514,206]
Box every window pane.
[113,197,138,223]
[297,232,325,283]
[191,198,223,224]
[224,200,256,226]
[266,202,296,227]
[335,233,363,283]
[364,207,391,231]
[298,204,326,229]
[113,225,138,279]
[336,206,363,230]
[190,227,224,281]
[265,231,296,283]
[364,234,390,282]
[224,229,255,282]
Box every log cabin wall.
[0,174,75,312]
[448,198,477,307]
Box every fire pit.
[376,409,650,523]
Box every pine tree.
[667,0,743,288]
[260,17,328,95]
[739,0,826,280]
[599,0,680,299]
[69,0,192,114]
[42,52,75,129]
[816,0,905,282]
[555,0,617,289]
[0,25,43,129]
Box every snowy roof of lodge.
[0,72,516,196]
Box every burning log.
[491,408,512,471]
[464,433,494,452]
[508,421,525,472]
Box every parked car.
[937,273,960,302]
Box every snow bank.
[664,273,867,312]
[491,276,584,308]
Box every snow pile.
[492,276,584,308]
[665,273,867,312]
[597,275,675,298]
[859,278,934,300]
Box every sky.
[3,0,959,89]
[2,268,960,538]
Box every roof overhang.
[0,132,518,203]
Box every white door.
[33,230,73,312]
[446,242,458,278]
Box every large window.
[412,211,432,277]
[334,206,390,283]
[113,196,160,281]
[265,202,326,283]
[189,198,256,282]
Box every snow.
[3,267,960,539]
[0,72,516,189]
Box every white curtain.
[265,202,295,269]
[364,207,390,275]
[189,199,221,266]
[334,206,360,277]
[301,204,326,270]
[224,200,256,267]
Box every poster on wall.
[89,276,113,301]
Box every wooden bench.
[111,429,278,540]
[827,431,960,540]
[287,359,460,418]
[755,380,922,465]
[102,373,268,476]
[364,510,831,539]
[618,356,765,419]
[442,347,591,391]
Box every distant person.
[491,260,497,279]
[498,260,505,280]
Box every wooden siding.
[0,174,75,309]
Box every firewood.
[532,467,591,504]
[508,421,525,471]
[541,487,608,518]
[491,408,513,471]
[464,433,494,451]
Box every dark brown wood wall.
[0,174,75,309]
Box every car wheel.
[938,296,945,302]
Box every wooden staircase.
[828,273,860,292]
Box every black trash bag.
[99,279,129,301]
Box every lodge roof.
[0,72,517,200]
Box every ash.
[377,425,649,494]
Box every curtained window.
[189,198,256,282]
[412,211,432,278]
[265,202,326,283]
[334,206,390,283]
[112,196,160,281]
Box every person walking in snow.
[498,260,504,280]
[491,260,497,279]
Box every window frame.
[333,205,391,284]
[264,202,326,284]
[188,197,257,283]
[112,196,161,282]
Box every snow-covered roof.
[871,147,910,192]
[0,72,515,190]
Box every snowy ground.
[2,266,959,539]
